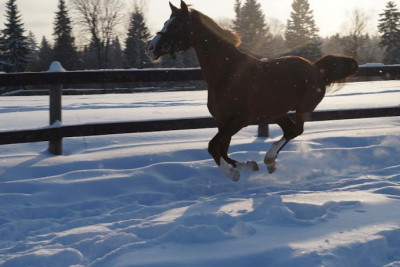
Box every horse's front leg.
[209,121,258,181]
[219,137,237,167]
[220,137,259,173]
[208,132,240,181]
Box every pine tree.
[233,0,272,57]
[285,0,321,61]
[1,0,30,72]
[340,32,369,61]
[124,5,151,68]
[25,31,38,55]
[38,36,54,71]
[81,39,98,70]
[53,0,80,70]
[233,0,242,33]
[378,1,400,64]
[108,37,124,69]
[26,31,40,71]
[0,33,4,71]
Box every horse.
[146,1,358,181]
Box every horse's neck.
[191,19,241,89]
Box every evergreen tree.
[1,0,30,72]
[322,34,344,55]
[53,0,80,70]
[81,39,98,70]
[26,31,38,55]
[378,1,400,64]
[233,0,272,57]
[0,34,4,71]
[340,32,369,61]
[26,31,40,71]
[38,36,54,71]
[285,0,321,61]
[233,0,242,33]
[108,37,124,69]
[124,5,151,68]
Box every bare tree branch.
[71,0,125,68]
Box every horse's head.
[146,1,192,61]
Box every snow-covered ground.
[0,81,399,266]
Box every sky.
[0,0,391,45]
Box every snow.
[360,63,385,67]
[0,81,399,266]
[48,61,66,72]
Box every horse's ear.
[169,2,178,13]
[181,0,188,13]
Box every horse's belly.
[249,87,296,120]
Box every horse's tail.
[314,55,358,86]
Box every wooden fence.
[1,63,400,155]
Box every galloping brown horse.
[147,1,358,181]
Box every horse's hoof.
[230,168,241,182]
[264,157,277,174]
[267,164,277,174]
[264,156,276,165]
[249,161,259,171]
[219,158,241,182]
[237,161,259,172]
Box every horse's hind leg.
[265,113,304,173]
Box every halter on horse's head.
[146,1,192,60]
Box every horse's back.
[248,56,325,120]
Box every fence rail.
[1,107,399,146]
[0,65,400,87]
[0,68,203,86]
[1,63,400,155]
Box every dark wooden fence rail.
[1,107,399,146]
[1,64,400,155]
[0,68,204,86]
[1,65,400,87]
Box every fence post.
[49,83,63,155]
[48,61,65,155]
[257,123,269,138]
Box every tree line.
[1,0,400,73]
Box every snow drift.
[0,81,399,266]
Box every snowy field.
[0,81,399,266]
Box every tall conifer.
[285,0,321,60]
[38,36,54,71]
[1,0,30,72]
[26,31,41,71]
[378,1,400,64]
[53,0,80,70]
[233,0,272,57]
[124,5,151,68]
[109,37,124,69]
